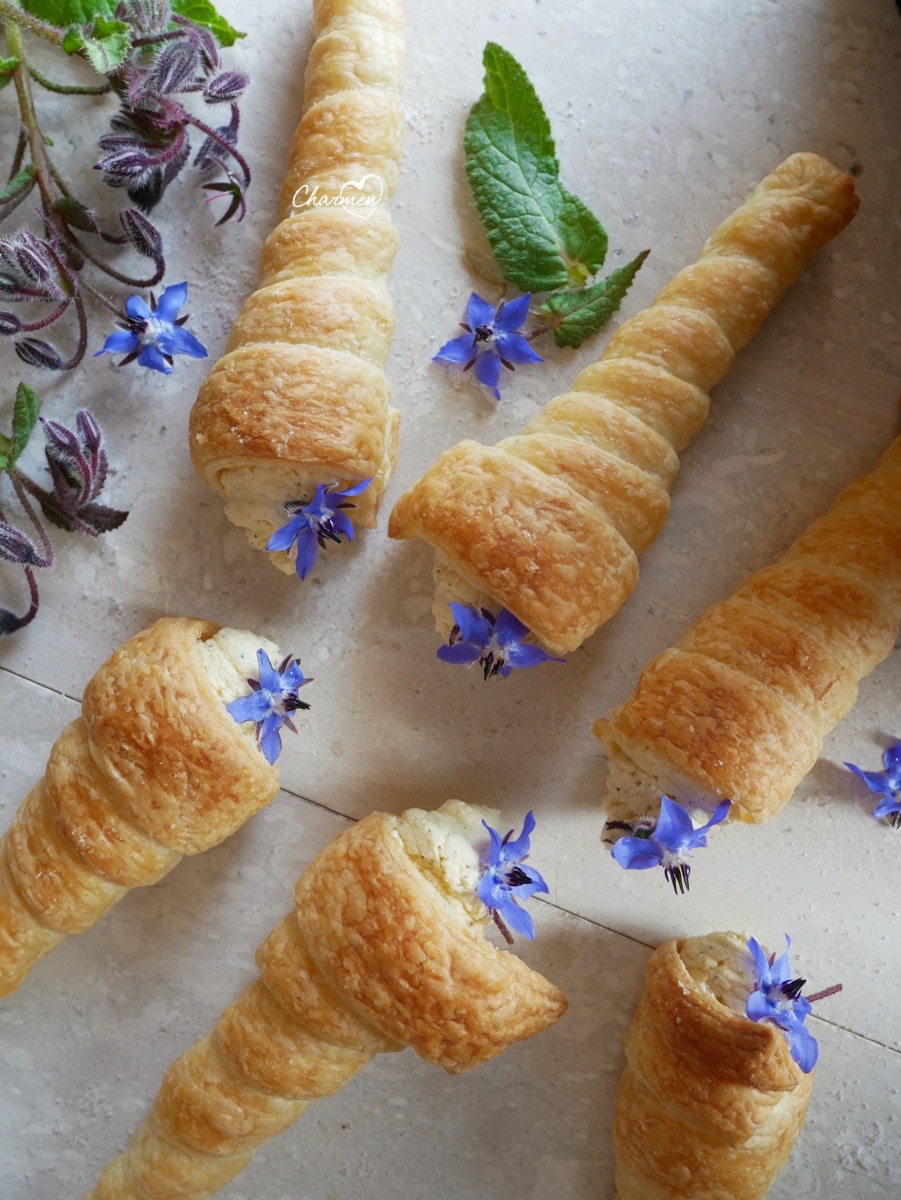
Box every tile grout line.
[278,784,901,1054]
[9,717,900,1058]
[0,662,79,705]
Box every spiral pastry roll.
[389,153,859,656]
[596,433,901,831]
[0,617,283,997]
[614,931,813,1200]
[85,800,566,1199]
[190,0,404,574]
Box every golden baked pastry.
[190,0,404,574]
[389,153,859,657]
[0,617,289,998]
[596,432,901,831]
[614,931,814,1200]
[84,801,566,1199]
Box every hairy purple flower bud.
[40,415,81,460]
[151,40,200,95]
[95,138,156,185]
[0,232,66,302]
[194,25,220,73]
[0,311,22,335]
[121,0,172,35]
[0,522,42,567]
[16,338,63,370]
[33,409,125,536]
[203,71,247,104]
[118,208,164,261]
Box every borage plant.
[0,0,249,370]
[433,42,649,403]
[0,383,127,633]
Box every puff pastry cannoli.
[389,153,858,656]
[0,617,286,997]
[596,433,901,831]
[614,931,813,1200]
[190,0,404,574]
[85,801,566,1199]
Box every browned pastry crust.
[189,0,404,572]
[0,618,279,998]
[596,433,901,827]
[614,932,812,1200]
[389,153,859,656]
[85,804,567,1199]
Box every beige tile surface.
[1,0,899,1196]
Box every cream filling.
[679,930,755,1015]
[198,626,284,707]
[395,799,499,928]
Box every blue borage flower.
[95,282,207,374]
[267,479,372,581]
[844,742,901,827]
[437,603,564,679]
[477,811,549,942]
[746,936,822,1073]
[610,795,731,894]
[226,649,311,765]
[433,292,543,401]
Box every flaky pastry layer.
[85,801,566,1199]
[389,153,859,656]
[614,932,812,1200]
[0,617,281,998]
[190,0,404,572]
[597,433,901,828]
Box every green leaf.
[0,383,41,471]
[62,16,130,75]
[19,0,243,46]
[171,0,245,47]
[464,42,608,293]
[0,166,36,205]
[0,54,20,91]
[540,249,650,348]
[18,0,119,25]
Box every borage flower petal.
[437,603,564,680]
[610,795,730,894]
[745,935,820,1074]
[844,740,901,827]
[432,291,542,402]
[267,479,372,581]
[226,648,312,765]
[476,810,549,943]
[96,282,207,375]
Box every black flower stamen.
[664,862,691,895]
[780,977,807,1001]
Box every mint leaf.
[63,17,130,75]
[540,250,650,348]
[171,0,245,47]
[0,55,20,91]
[18,0,118,24]
[464,42,608,293]
[0,384,41,471]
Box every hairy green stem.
[27,60,111,96]
[0,0,62,46]
[3,18,59,212]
